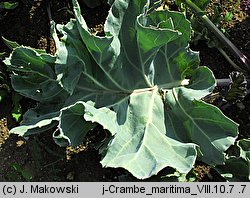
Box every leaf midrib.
[172,88,220,150]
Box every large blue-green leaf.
[5,0,238,179]
[58,99,197,179]
[100,90,197,179]
[55,102,97,147]
[216,139,250,181]
[165,87,238,165]
[3,47,68,102]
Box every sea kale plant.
[4,0,238,179]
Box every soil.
[0,0,249,181]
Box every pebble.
[236,102,245,110]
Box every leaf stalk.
[181,0,250,72]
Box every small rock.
[16,140,25,147]
[66,172,75,181]
[236,102,245,110]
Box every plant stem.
[217,47,245,72]
[216,78,250,87]
[216,78,250,95]
[181,0,250,72]
[216,78,232,87]
[46,1,52,22]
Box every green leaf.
[100,91,197,179]
[216,139,250,181]
[0,2,19,10]
[225,12,233,22]
[2,37,20,50]
[189,0,210,10]
[225,72,247,103]
[54,102,97,147]
[4,47,68,102]
[0,52,7,59]
[57,99,197,179]
[165,87,238,165]
[11,163,33,181]
[5,0,238,179]
[11,102,22,122]
[10,103,61,136]
[11,93,23,122]
[162,170,197,182]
